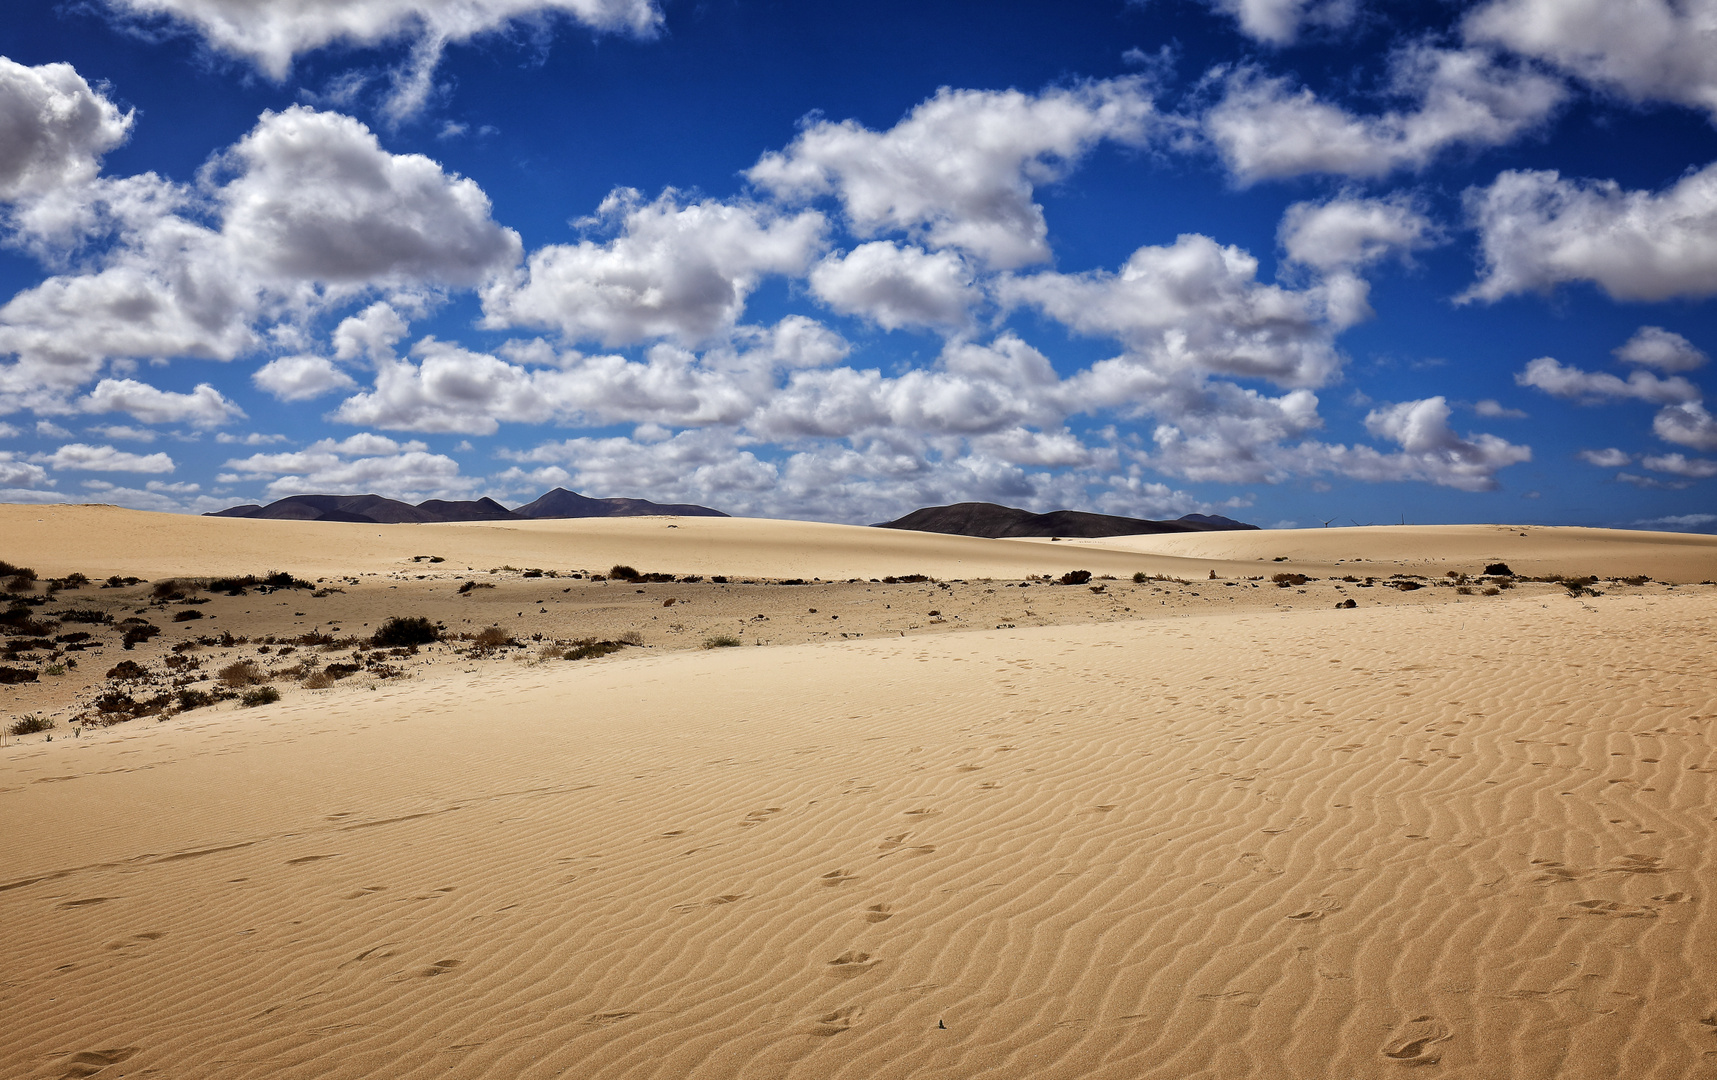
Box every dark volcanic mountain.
[875,502,1256,539]
[206,489,727,524]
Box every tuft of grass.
[218,659,266,688]
[563,639,625,661]
[702,634,742,649]
[171,608,203,622]
[8,713,54,736]
[241,686,281,708]
[1481,586,1500,596]
[609,564,640,582]
[176,688,215,711]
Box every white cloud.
[1278,193,1439,272]
[1642,452,1717,478]
[481,188,825,347]
[217,106,521,286]
[1613,326,1708,372]
[807,242,980,331]
[1515,356,1700,405]
[1205,47,1564,183]
[0,57,133,204]
[0,451,50,488]
[43,442,175,472]
[35,419,72,438]
[749,78,1157,269]
[253,353,358,401]
[101,0,662,118]
[215,431,288,445]
[998,233,1352,387]
[1578,447,1633,467]
[1465,163,1717,302]
[81,377,246,426]
[1654,401,1717,450]
[222,432,473,501]
[1351,396,1532,490]
[1465,0,1717,119]
[1617,471,1690,490]
[1634,512,1717,530]
[87,423,157,442]
[1203,0,1359,45]
[1474,398,1526,418]
[0,106,516,409]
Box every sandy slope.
[3,508,1717,1079]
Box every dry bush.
[241,686,281,708]
[703,634,742,649]
[8,713,53,735]
[1482,586,1500,596]
[1455,585,1473,595]
[1272,572,1309,587]
[171,609,203,622]
[218,659,266,688]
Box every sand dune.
[3,507,1716,1079]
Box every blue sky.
[2,0,1715,530]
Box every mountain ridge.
[874,502,1257,539]
[205,488,728,524]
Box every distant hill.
[206,488,727,524]
[875,502,1257,539]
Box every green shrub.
[176,688,215,711]
[371,615,440,647]
[8,713,53,735]
[241,686,281,708]
[564,639,625,660]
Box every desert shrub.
[680,575,703,583]
[1337,598,1356,609]
[121,622,161,650]
[6,571,37,592]
[241,686,281,708]
[0,605,56,636]
[609,564,641,581]
[468,626,515,652]
[1484,562,1512,576]
[522,569,543,578]
[321,663,361,680]
[1058,570,1093,586]
[106,660,148,680]
[176,688,215,710]
[151,579,196,601]
[56,631,91,645]
[218,659,266,688]
[779,578,807,586]
[2,637,52,657]
[87,690,171,722]
[1482,586,1500,596]
[703,634,742,649]
[1620,575,1650,586]
[0,666,39,684]
[171,609,203,622]
[1132,571,1148,583]
[8,713,53,735]
[1394,580,1423,591]
[371,615,440,647]
[1455,585,1473,595]
[53,608,112,624]
[1272,572,1309,587]
[302,671,336,689]
[564,639,625,661]
[711,576,728,584]
[618,630,644,645]
[0,560,33,578]
[456,580,495,595]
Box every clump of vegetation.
[1563,576,1599,597]
[609,564,641,582]
[52,608,111,625]
[564,638,626,661]
[0,666,40,685]
[101,575,144,588]
[8,713,53,735]
[881,574,929,585]
[106,660,149,680]
[120,620,161,650]
[1272,572,1309,587]
[218,659,267,688]
[171,609,203,622]
[456,580,496,595]
[241,686,281,708]
[1481,586,1501,596]
[2,561,38,593]
[176,688,215,711]
[703,634,742,649]
[1619,575,1650,587]
[208,571,311,596]
[466,626,516,654]
[151,579,199,602]
[85,690,173,724]
[1,603,58,636]
[1132,571,1148,583]
[1484,562,1513,576]
[1394,580,1424,592]
[1455,585,1474,595]
[371,615,441,647]
[1058,570,1093,586]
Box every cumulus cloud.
[81,377,246,426]
[807,242,980,331]
[0,57,133,205]
[1465,0,1717,119]
[0,452,50,489]
[221,432,475,501]
[1278,193,1439,272]
[1203,0,1359,45]
[481,188,824,347]
[253,354,359,401]
[1352,396,1532,490]
[1634,512,1717,530]
[1464,163,1717,302]
[998,233,1353,387]
[1641,452,1717,478]
[1205,47,1564,183]
[749,78,1157,269]
[0,105,516,408]
[1474,399,1526,418]
[42,442,175,472]
[1515,356,1700,405]
[101,0,662,119]
[1578,447,1633,467]
[1613,326,1708,372]
[1654,401,1717,450]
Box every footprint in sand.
[59,897,117,909]
[55,1047,139,1078]
[738,808,783,828]
[1287,896,1344,922]
[809,1005,863,1036]
[1381,1016,1452,1065]
[825,951,881,977]
[902,808,940,818]
[1652,892,1694,903]
[955,764,982,772]
[864,903,894,923]
[877,833,910,851]
[821,870,856,886]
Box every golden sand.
[2,506,1715,1079]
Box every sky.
[1,0,1716,531]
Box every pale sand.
[3,507,1717,1079]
